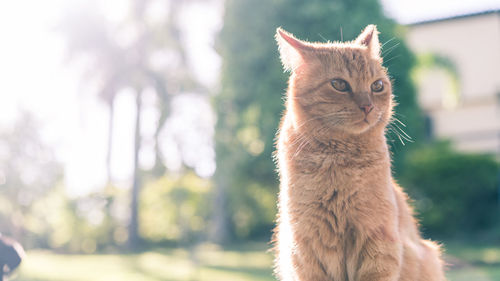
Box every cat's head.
[276,25,393,137]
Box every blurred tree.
[140,172,211,244]
[0,113,63,246]
[214,0,423,241]
[401,142,499,237]
[0,114,126,252]
[59,0,201,248]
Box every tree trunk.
[128,90,142,249]
[106,100,114,184]
[210,174,230,244]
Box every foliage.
[17,182,132,253]
[215,0,423,240]
[0,114,130,253]
[21,184,77,250]
[140,172,212,244]
[3,170,214,253]
[0,114,63,248]
[59,0,203,248]
[400,142,499,237]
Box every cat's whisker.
[381,42,400,57]
[291,120,346,157]
[388,124,406,145]
[317,33,328,42]
[391,117,407,127]
[383,54,402,65]
[294,116,326,131]
[387,122,413,145]
[290,132,309,147]
[389,118,412,139]
[387,124,402,140]
[289,128,315,148]
[291,131,314,157]
[394,127,411,140]
[393,112,407,118]
[380,37,396,49]
[293,139,309,157]
[389,115,412,142]
[293,112,350,131]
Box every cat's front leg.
[289,238,333,281]
[291,251,330,281]
[353,229,402,281]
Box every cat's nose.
[360,104,374,115]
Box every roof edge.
[408,9,500,26]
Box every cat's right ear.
[276,28,311,72]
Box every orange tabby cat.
[273,25,445,281]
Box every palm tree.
[59,0,201,249]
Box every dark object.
[0,235,24,280]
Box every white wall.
[408,13,500,102]
[407,12,500,154]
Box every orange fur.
[273,25,445,281]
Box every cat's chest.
[284,146,392,222]
[289,149,379,189]
[286,150,394,238]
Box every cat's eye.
[331,79,350,92]
[371,80,384,93]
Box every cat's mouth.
[354,115,371,125]
[352,117,369,125]
[351,111,381,131]
[348,117,371,133]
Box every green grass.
[444,242,500,281]
[14,243,275,281]
[10,242,500,281]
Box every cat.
[273,25,446,281]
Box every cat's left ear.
[355,25,381,58]
[276,28,314,72]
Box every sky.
[0,0,498,196]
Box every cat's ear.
[276,28,312,72]
[355,25,381,58]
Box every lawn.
[444,242,500,281]
[10,242,500,281]
[13,242,275,281]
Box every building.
[406,10,500,154]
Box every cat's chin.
[345,111,387,135]
[348,121,372,134]
[344,117,380,135]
